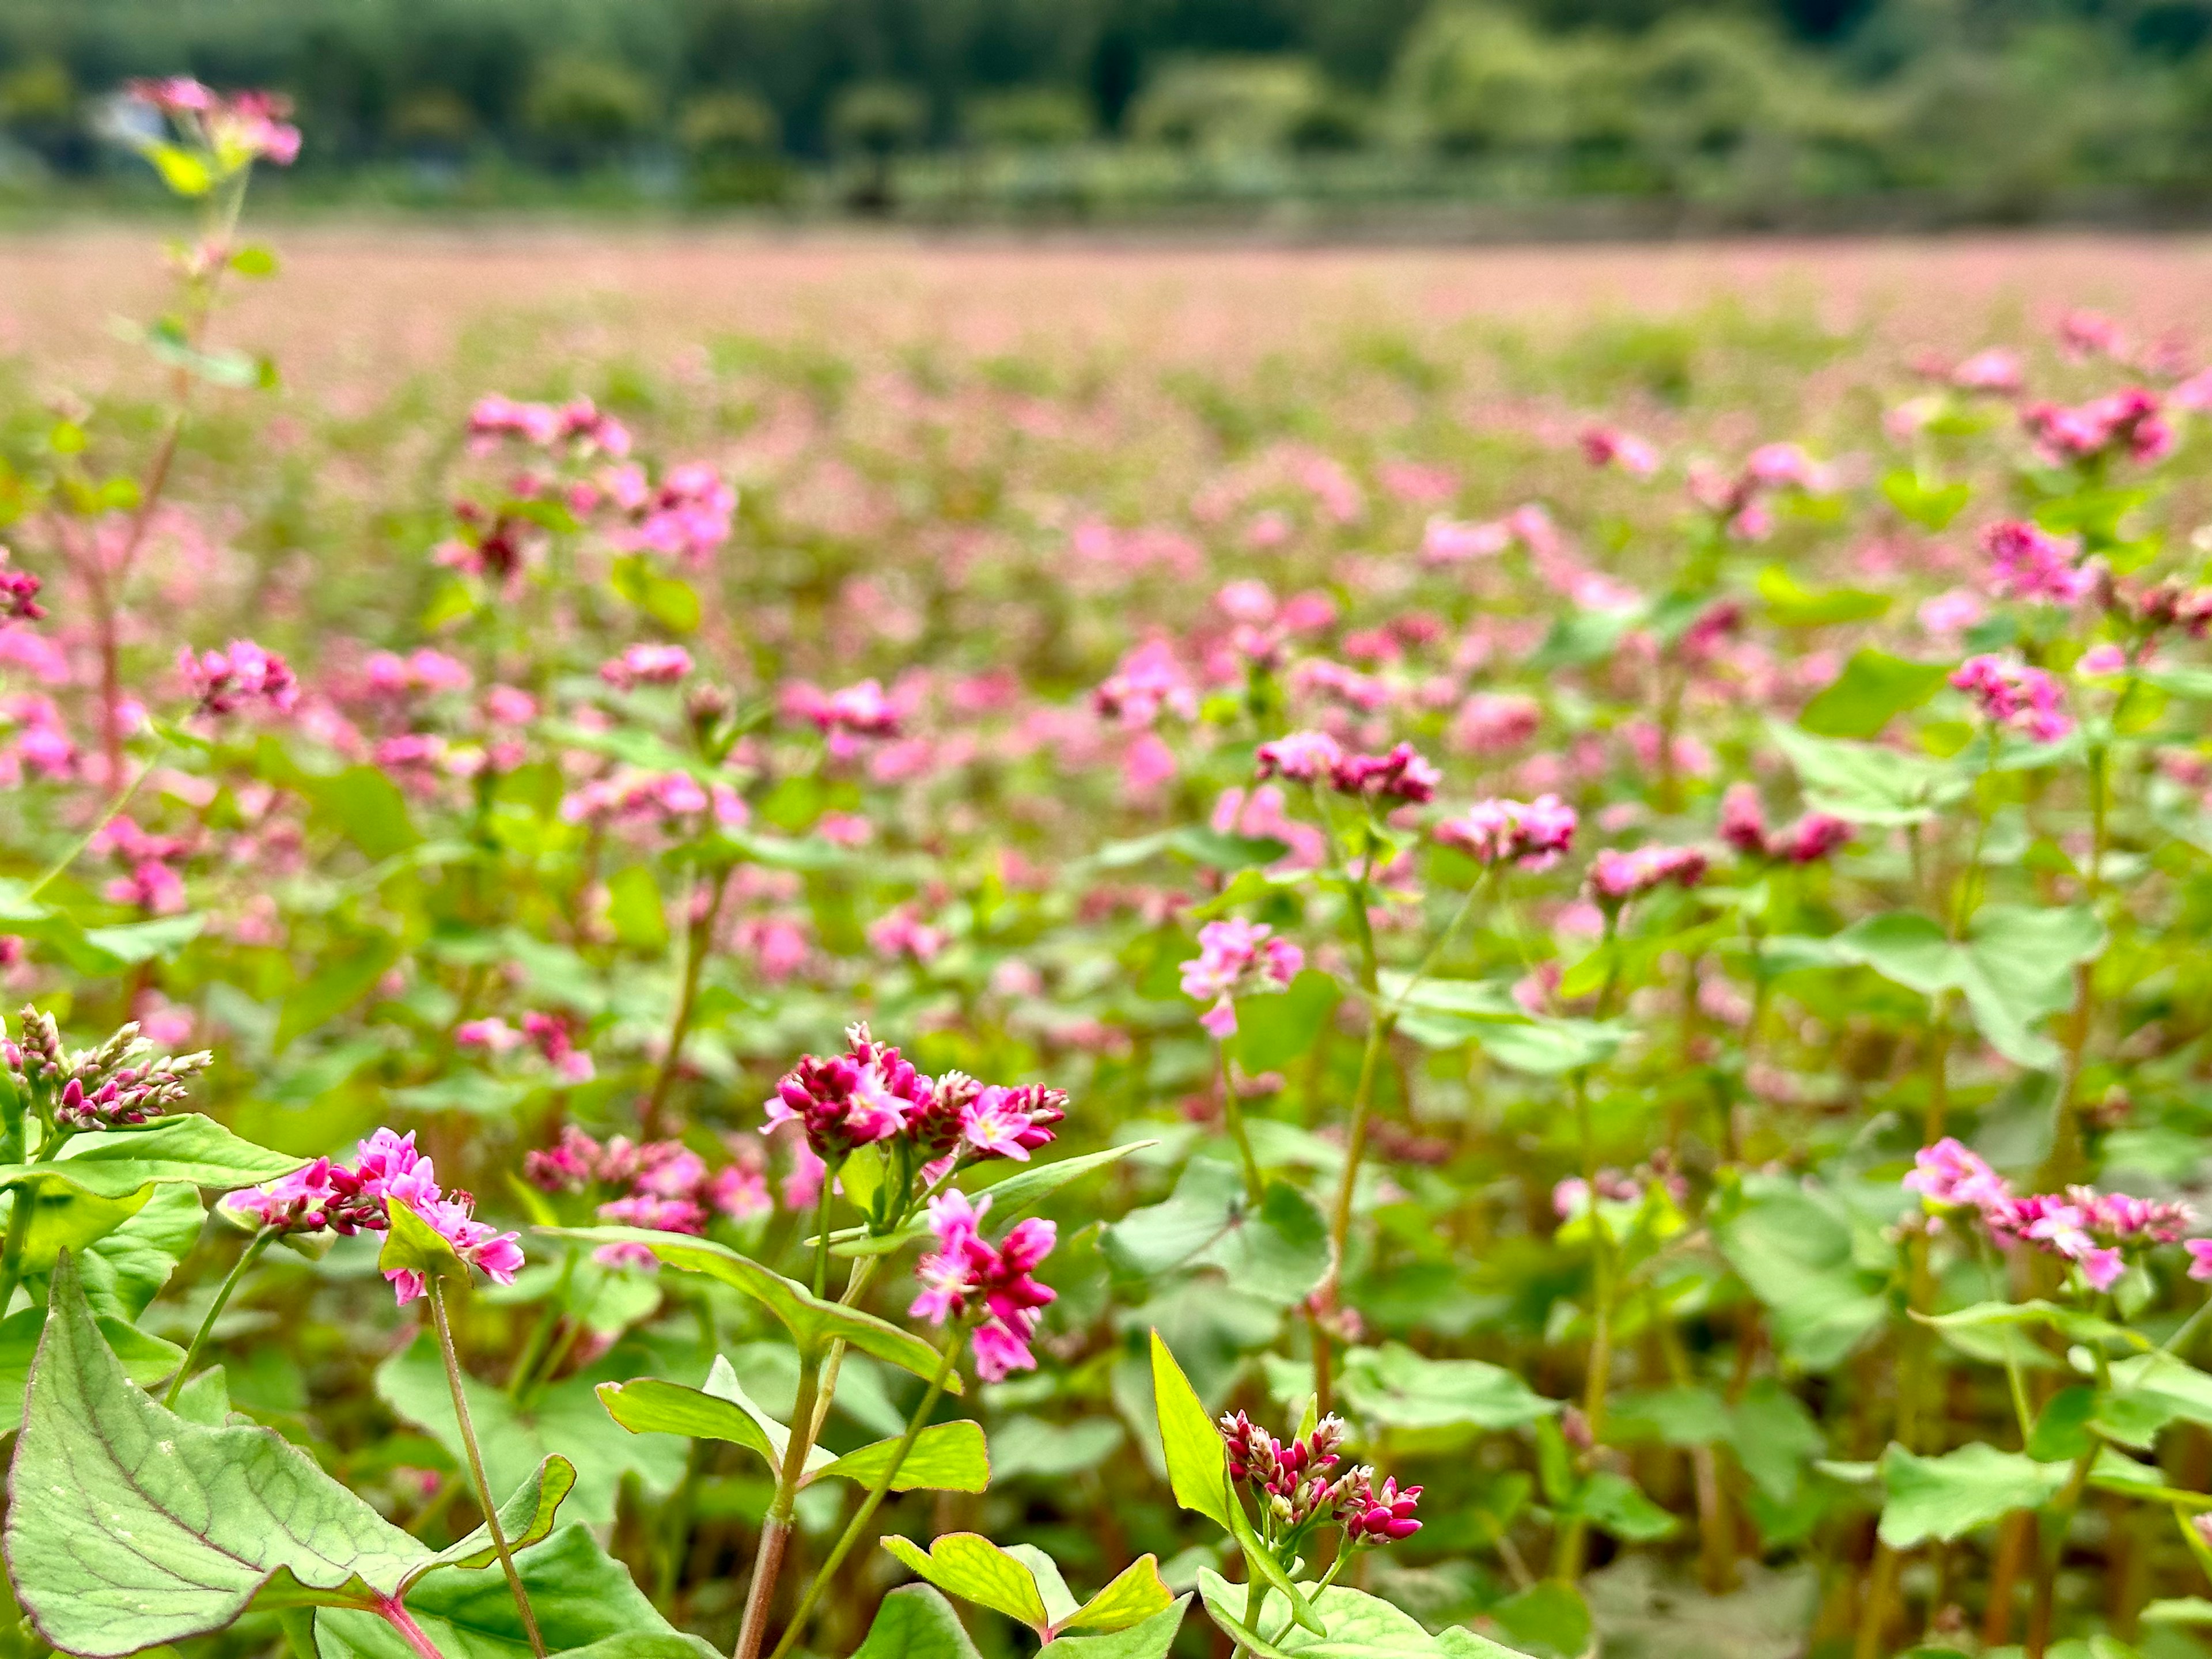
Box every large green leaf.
[0,1302,184,1428]
[1832,906,2106,1068]
[71,1184,206,1319]
[854,1585,984,1659]
[1768,721,1967,827]
[6,1253,427,1657]
[831,1142,1157,1260]
[543,1227,958,1390]
[0,1113,305,1200]
[315,1526,714,1659]
[1101,1163,1328,1305]
[597,1353,816,1479]
[1039,1596,1192,1659]
[1876,1444,2072,1547]
[1336,1343,1558,1431]
[816,1419,990,1492]
[1797,649,1949,739]
[1060,1556,1175,1635]
[375,1333,687,1528]
[1147,1328,1234,1529]
[1713,1180,1886,1369]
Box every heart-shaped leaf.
[882,1533,1051,1631]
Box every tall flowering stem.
[161,1226,274,1407]
[427,1279,545,1659]
[765,1333,963,1659]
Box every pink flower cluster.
[1586,844,1708,906]
[467,395,632,460]
[229,1128,524,1303]
[5,1007,214,1131]
[1951,654,2073,743]
[2022,388,2173,468]
[1688,443,1825,540]
[784,679,902,756]
[558,768,747,833]
[764,1024,1066,1170]
[609,462,736,566]
[909,1191,1058,1381]
[1216,1410,1422,1545]
[1180,918,1304,1039]
[126,79,301,167]
[456,1010,596,1084]
[1718,786,1853,865]
[365,648,472,698]
[1980,521,2094,605]
[0,550,44,624]
[1093,640,1198,728]
[1905,1138,2200,1290]
[1255,731,1440,804]
[525,1124,768,1263]
[1579,425,1660,476]
[181,639,297,717]
[1433,794,1579,870]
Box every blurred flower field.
[18,99,2212,1659]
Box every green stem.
[809,1176,835,1299]
[1219,1041,1264,1206]
[737,1349,825,1659]
[1554,1070,1613,1581]
[766,1336,961,1659]
[0,1187,32,1315]
[163,1228,274,1407]
[27,741,167,900]
[641,867,732,1140]
[806,1255,884,1444]
[427,1281,544,1659]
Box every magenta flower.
[181,639,297,717]
[1330,742,1441,805]
[1980,521,2094,605]
[1951,654,2073,743]
[1903,1138,2012,1214]
[2023,389,2172,467]
[1579,425,1660,475]
[1255,730,1344,784]
[1180,919,1304,1039]
[1586,844,1708,907]
[1093,639,1198,729]
[127,80,301,168]
[599,643,695,690]
[764,1024,933,1160]
[1718,785,1853,865]
[1344,1474,1425,1544]
[1433,794,1578,870]
[907,1191,1058,1381]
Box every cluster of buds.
[1433,794,1579,870]
[123,79,301,170]
[1255,731,1441,805]
[1217,1410,1422,1550]
[2112,575,2212,640]
[525,1125,768,1264]
[1906,1138,2203,1291]
[1179,919,1304,1039]
[1952,654,2073,744]
[908,1190,1058,1380]
[2022,388,2172,468]
[599,643,694,690]
[764,1024,1067,1173]
[1718,785,1853,865]
[1093,640,1198,729]
[225,1156,385,1236]
[0,550,44,623]
[6,1008,213,1132]
[181,639,298,717]
[1586,844,1708,908]
[1980,521,2096,606]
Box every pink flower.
[1919,589,1986,638]
[1903,1138,2011,1213]
[1329,742,1440,805]
[599,643,694,689]
[1433,795,1578,870]
[1093,639,1198,728]
[1952,654,2073,743]
[1586,844,1707,906]
[1255,730,1344,784]
[1719,785,1852,864]
[1579,426,1660,476]
[2022,389,2172,467]
[1450,692,1542,756]
[1952,349,2025,395]
[181,639,297,716]
[2186,1240,2212,1281]
[1343,1474,1424,1544]
[1421,516,1512,566]
[764,1024,933,1159]
[955,1084,1067,1162]
[907,1191,1058,1380]
[2078,643,2128,677]
[869,908,948,964]
[1980,521,2094,605]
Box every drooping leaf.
[1832,906,2107,1069]
[1768,721,1968,827]
[542,1227,958,1390]
[0,1114,306,1200]
[406,1456,578,1584]
[596,1354,817,1479]
[1714,1180,1887,1369]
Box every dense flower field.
[14,85,2212,1659]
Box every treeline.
[6,0,2212,213]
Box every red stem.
[376,1597,449,1659]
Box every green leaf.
[379,1196,472,1290]
[596,1354,815,1479]
[293,766,421,862]
[1880,471,1971,532]
[1195,1568,1295,1659]
[1566,1471,1677,1541]
[1168,827,1293,869]
[606,865,670,953]
[141,141,213,195]
[990,1414,1125,1480]
[1714,1180,1886,1369]
[276,938,403,1052]
[406,1456,577,1584]
[76,1184,205,1319]
[882,1533,1051,1631]
[0,1116,305,1222]
[1199,1573,1446,1658]
[1040,1596,1191,1659]
[1336,1343,1557,1431]
[855,1585,984,1659]
[1798,650,1950,739]
[1768,720,1967,826]
[0,1302,185,1427]
[315,1526,715,1659]
[1435,1630,1529,1659]
[541,1228,959,1391]
[1877,1444,2073,1547]
[1062,1556,1175,1635]
[1483,1580,1591,1659]
[7,1254,433,1657]
[1833,906,2107,1069]
[1224,1489,1324,1635]
[1101,1163,1328,1305]
[229,245,279,277]
[1148,1328,1234,1529]
[1759,564,1895,627]
[1471,1018,1622,1075]
[816,1419,990,1492]
[844,1143,1160,1259]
